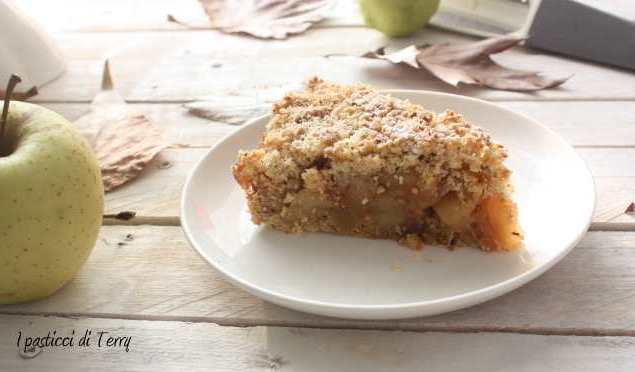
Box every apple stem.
[0,74,22,141]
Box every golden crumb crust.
[233,78,522,251]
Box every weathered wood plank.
[499,101,635,147]
[42,101,635,148]
[2,228,635,334]
[2,314,634,372]
[18,0,635,35]
[7,1,635,367]
[103,148,207,221]
[126,53,635,102]
[36,29,388,101]
[43,103,230,148]
[41,102,635,227]
[16,0,209,32]
[32,30,635,102]
[38,102,635,229]
[94,146,635,228]
[38,102,635,227]
[15,0,363,32]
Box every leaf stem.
[0,74,22,141]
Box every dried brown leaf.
[196,0,331,39]
[362,46,419,68]
[626,202,635,214]
[75,60,166,192]
[363,36,570,91]
[94,114,165,191]
[185,82,303,124]
[185,98,270,125]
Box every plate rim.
[180,89,596,318]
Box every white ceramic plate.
[181,91,595,320]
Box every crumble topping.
[241,77,509,199]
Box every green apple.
[0,75,103,304]
[359,0,440,37]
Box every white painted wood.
[1,314,635,372]
[44,103,235,148]
[104,148,207,219]
[2,228,635,334]
[95,146,635,228]
[28,29,635,102]
[125,53,635,102]
[38,102,635,226]
[41,101,635,148]
[15,0,362,32]
[16,0,210,32]
[40,102,635,226]
[498,101,635,147]
[100,148,194,220]
[4,0,635,368]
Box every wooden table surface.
[2,1,635,371]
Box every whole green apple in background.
[359,0,441,37]
[0,76,103,304]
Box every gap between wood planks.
[102,216,635,231]
[50,23,370,34]
[1,311,634,338]
[118,144,635,149]
[28,97,635,104]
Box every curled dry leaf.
[195,0,331,39]
[94,114,165,191]
[363,36,570,91]
[184,82,303,125]
[74,60,167,192]
[185,97,270,125]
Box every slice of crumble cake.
[233,78,523,251]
